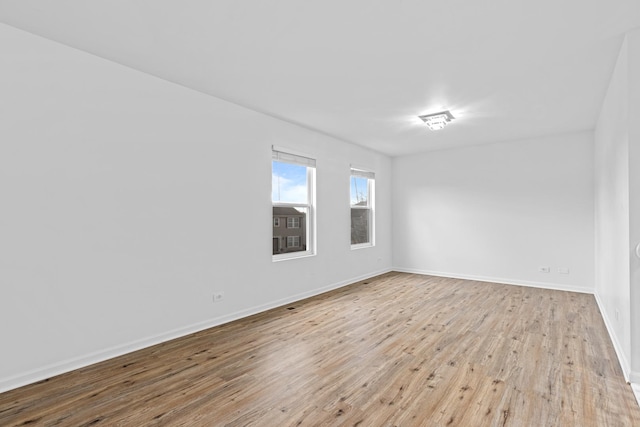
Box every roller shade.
[272,148,316,167]
[350,168,375,179]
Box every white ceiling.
[1,1,639,156]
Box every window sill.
[351,243,374,250]
[272,252,316,262]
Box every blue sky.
[272,161,307,203]
[350,176,368,205]
[272,161,368,205]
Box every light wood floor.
[1,272,639,426]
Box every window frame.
[350,167,375,249]
[272,147,316,261]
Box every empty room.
[1,1,640,425]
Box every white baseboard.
[632,383,640,408]
[0,268,391,394]
[593,293,631,383]
[393,267,594,294]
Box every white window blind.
[272,149,316,168]
[350,168,375,179]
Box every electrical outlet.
[558,267,570,274]
[538,266,550,273]
[212,291,225,302]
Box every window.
[273,218,280,227]
[287,236,300,248]
[350,168,375,247]
[272,148,316,259]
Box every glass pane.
[351,208,370,244]
[272,161,308,204]
[273,206,308,255]
[350,176,368,206]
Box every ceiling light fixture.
[418,110,455,131]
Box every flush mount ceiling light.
[418,110,455,131]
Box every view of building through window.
[272,154,371,256]
[350,169,374,246]
[272,154,314,257]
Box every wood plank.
[1,272,638,426]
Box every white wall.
[629,28,640,385]
[392,132,595,293]
[594,28,640,384]
[594,35,632,377]
[0,24,392,392]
